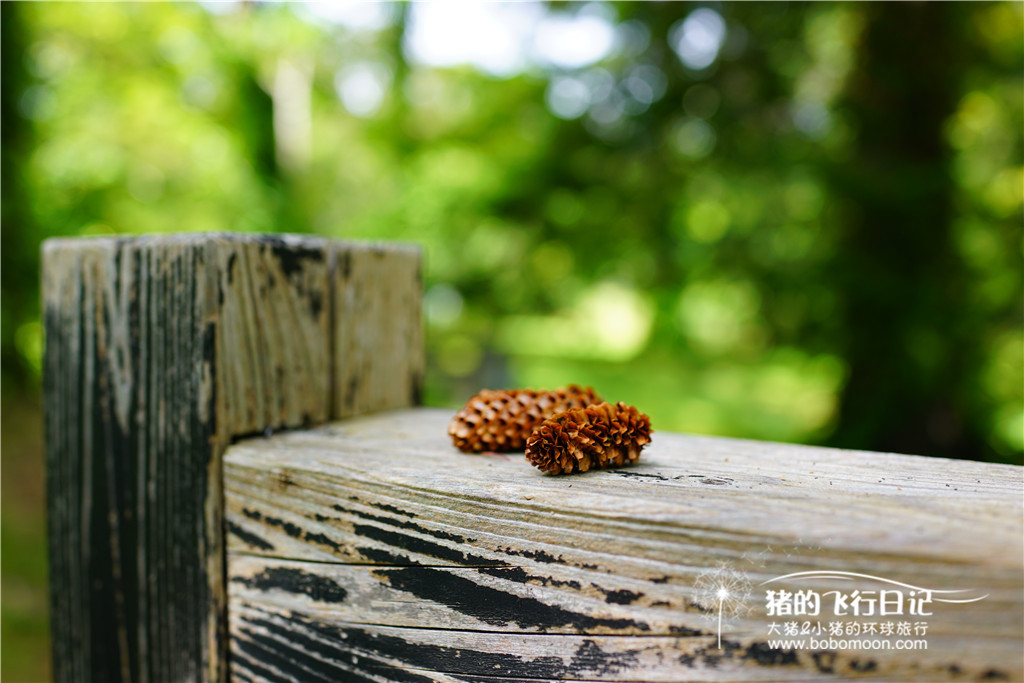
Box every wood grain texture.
[333,243,423,418]
[43,234,421,682]
[225,408,1023,682]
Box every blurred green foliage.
[1,2,1021,680]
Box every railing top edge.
[40,232,421,255]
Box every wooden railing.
[44,234,1022,682]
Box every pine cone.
[525,401,652,474]
[448,385,603,452]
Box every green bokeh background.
[2,2,1021,680]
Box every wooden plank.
[224,408,1024,681]
[230,601,822,683]
[43,234,421,682]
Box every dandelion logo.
[694,564,754,648]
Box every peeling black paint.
[302,531,344,554]
[234,603,865,680]
[812,650,837,674]
[264,238,326,281]
[245,609,816,680]
[368,502,416,518]
[680,639,738,668]
[262,515,303,540]
[227,521,275,552]
[242,508,263,521]
[478,566,583,592]
[277,611,574,678]
[848,658,878,672]
[356,546,410,565]
[232,567,348,604]
[568,639,641,675]
[334,503,468,544]
[593,585,644,605]
[232,648,299,683]
[498,546,562,564]
[339,249,352,280]
[226,252,238,285]
[241,507,343,553]
[235,629,339,682]
[351,522,502,566]
[496,544,600,571]
[688,599,716,615]
[374,566,645,632]
[241,613,438,683]
[676,637,805,671]
[743,641,799,666]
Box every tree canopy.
[2,1,1021,461]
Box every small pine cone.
[448,385,603,452]
[525,402,652,474]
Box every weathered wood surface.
[43,234,421,682]
[225,408,1023,682]
[333,244,423,417]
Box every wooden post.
[42,234,422,682]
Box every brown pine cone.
[525,401,652,474]
[448,385,603,452]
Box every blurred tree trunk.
[826,2,983,459]
[1,2,38,394]
[384,1,413,156]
